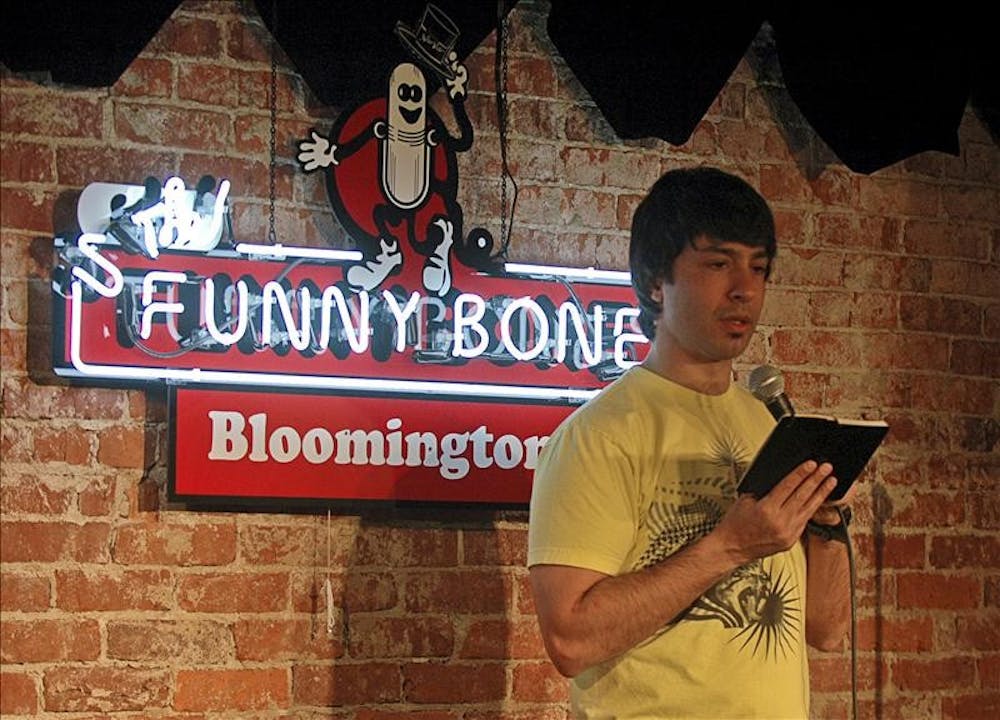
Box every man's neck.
[641,345,734,396]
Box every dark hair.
[629,167,776,339]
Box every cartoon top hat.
[394,3,459,80]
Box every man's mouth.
[720,315,753,333]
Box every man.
[528,167,852,718]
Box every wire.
[839,505,858,720]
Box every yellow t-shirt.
[528,366,809,720]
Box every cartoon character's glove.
[297,131,338,171]
[445,52,468,101]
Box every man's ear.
[649,280,663,304]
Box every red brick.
[943,692,1000,720]
[54,145,178,188]
[113,521,236,565]
[239,522,328,565]
[107,619,233,663]
[0,572,50,611]
[460,618,547,660]
[0,521,111,563]
[78,473,117,516]
[462,527,528,566]
[909,375,996,415]
[354,527,458,567]
[512,662,570,705]
[899,294,983,335]
[178,153,291,201]
[898,572,981,610]
[930,535,1000,569]
[30,424,91,464]
[892,656,976,691]
[856,615,934,652]
[0,474,75,514]
[1,619,100,662]
[95,423,146,468]
[858,176,941,217]
[0,328,25,370]
[233,618,342,661]
[854,532,926,569]
[43,666,171,712]
[0,140,55,183]
[114,103,231,152]
[931,259,1000,298]
[147,15,222,58]
[772,248,846,288]
[0,91,104,138]
[402,661,505,703]
[404,570,511,614]
[952,339,1000,377]
[862,332,950,370]
[942,183,1000,224]
[843,253,933,292]
[348,616,453,658]
[956,615,1000,651]
[560,188,619,229]
[225,17,271,63]
[342,572,399,612]
[178,63,239,106]
[177,572,288,612]
[981,654,1000,687]
[0,186,58,234]
[235,67,299,112]
[904,219,992,260]
[760,163,811,203]
[292,662,401,706]
[970,490,1000,530]
[355,711,458,720]
[0,672,38,715]
[771,329,862,367]
[174,668,289,711]
[112,57,173,98]
[55,568,173,611]
[892,490,966,527]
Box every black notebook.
[738,414,889,501]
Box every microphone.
[748,365,795,421]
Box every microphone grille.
[748,364,785,402]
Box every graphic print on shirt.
[637,428,802,660]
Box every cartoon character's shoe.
[347,237,403,291]
[422,218,454,297]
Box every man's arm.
[530,461,837,677]
[803,501,854,651]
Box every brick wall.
[1,1,997,718]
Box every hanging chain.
[267,1,278,245]
[496,0,512,258]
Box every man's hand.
[297,131,338,171]
[716,460,837,565]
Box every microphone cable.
[840,505,858,720]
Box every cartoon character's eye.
[397,84,423,103]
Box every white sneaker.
[347,237,403,291]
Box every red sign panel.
[171,386,577,507]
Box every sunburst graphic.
[729,563,800,661]
[708,431,752,494]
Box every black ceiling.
[2,2,995,174]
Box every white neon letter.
[613,307,648,369]
[140,270,187,339]
[73,233,124,298]
[556,302,603,367]
[382,290,421,352]
[262,281,312,351]
[204,278,249,346]
[500,296,549,361]
[452,293,489,358]
[318,286,370,353]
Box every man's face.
[653,235,769,366]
